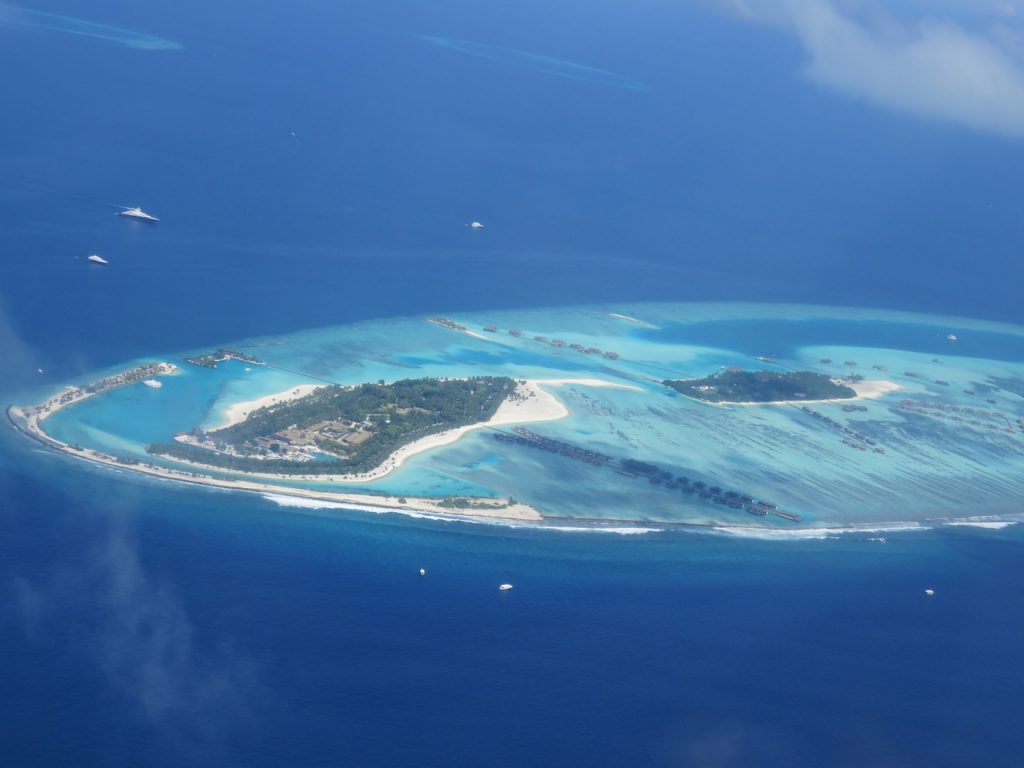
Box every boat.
[925,588,935,596]
[143,379,162,388]
[87,254,109,265]
[419,568,426,576]
[468,221,484,230]
[117,206,159,222]
[498,583,514,591]
[946,334,958,342]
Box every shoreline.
[11,404,1020,537]
[214,383,325,430]
[9,375,642,524]
[6,403,544,522]
[693,379,902,407]
[192,377,644,485]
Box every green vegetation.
[185,348,263,368]
[148,377,516,475]
[438,496,518,510]
[664,370,857,403]
[77,362,172,395]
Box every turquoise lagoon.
[38,303,1024,531]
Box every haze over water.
[2,1,1023,766]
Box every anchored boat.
[117,206,159,222]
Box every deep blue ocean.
[2,1,1023,765]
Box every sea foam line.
[259,494,664,534]
[942,519,1020,530]
[708,522,933,540]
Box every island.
[7,370,554,522]
[184,348,264,369]
[663,370,857,404]
[17,302,1012,533]
[149,377,517,475]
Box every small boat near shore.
[117,206,159,222]
[87,254,109,265]
[143,379,162,388]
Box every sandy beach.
[328,378,645,482]
[10,373,643,523]
[189,377,645,486]
[848,379,902,400]
[607,312,660,329]
[9,374,652,521]
[703,379,901,407]
[215,383,325,430]
[6,400,544,522]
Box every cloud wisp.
[721,0,1024,139]
[0,3,181,50]
[5,517,257,745]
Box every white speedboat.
[143,379,163,389]
[946,334,958,342]
[468,221,485,230]
[117,206,159,222]
[87,254,109,265]
[498,583,514,591]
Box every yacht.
[117,206,159,222]
[87,254,109,265]
[143,379,162,389]
[468,221,485,230]
[498,583,514,591]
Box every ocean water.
[3,1,1024,765]
[3,434,1024,767]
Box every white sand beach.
[10,369,651,521]
[607,312,660,329]
[305,378,645,482]
[215,383,325,430]
[706,379,901,407]
[11,374,644,521]
[848,379,902,400]
[7,398,544,522]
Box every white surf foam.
[943,520,1019,530]
[261,495,1024,539]
[709,522,932,540]
[259,494,664,534]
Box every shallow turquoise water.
[38,302,1024,529]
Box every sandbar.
[607,312,660,329]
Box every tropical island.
[184,347,264,368]
[15,303,1015,531]
[664,370,857,404]
[149,377,518,475]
